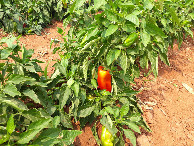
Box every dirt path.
[0,21,193,146]
[136,37,194,146]
[0,20,67,77]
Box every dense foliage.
[0,0,65,35]
[0,36,82,145]
[0,0,193,145]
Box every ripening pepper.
[97,66,112,92]
[101,126,114,146]
[123,32,138,47]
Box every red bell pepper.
[97,66,112,92]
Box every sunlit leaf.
[123,129,136,146]
[7,114,15,134]
[60,87,71,109]
[61,130,82,145]
[106,49,121,66]
[23,89,40,104]
[94,0,106,9]
[105,25,118,37]
[3,84,21,97]
[145,23,166,38]
[120,54,127,74]
[125,14,139,26]
[78,106,95,117]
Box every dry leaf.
[182,83,194,94]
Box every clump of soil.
[0,21,193,146]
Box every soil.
[0,21,193,146]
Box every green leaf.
[61,130,82,145]
[166,6,180,25]
[1,48,12,59]
[188,13,194,19]
[22,47,34,63]
[91,79,97,89]
[129,114,142,123]
[1,37,17,48]
[7,114,15,134]
[44,62,49,79]
[67,78,75,87]
[23,89,40,104]
[138,118,151,132]
[34,138,60,146]
[133,65,140,78]
[122,23,136,33]
[7,74,35,84]
[28,118,52,130]
[78,106,95,117]
[71,82,79,97]
[184,27,193,38]
[91,122,102,145]
[34,87,48,107]
[106,49,121,66]
[141,31,150,47]
[123,121,141,134]
[51,69,60,79]
[60,111,73,129]
[18,118,51,144]
[75,0,87,9]
[33,128,61,145]
[86,27,99,41]
[17,129,42,144]
[80,88,86,104]
[157,0,164,10]
[161,18,167,27]
[140,53,148,69]
[100,116,118,135]
[22,109,44,122]
[143,0,153,10]
[145,23,166,38]
[125,14,139,26]
[94,0,106,9]
[52,116,60,128]
[57,27,63,34]
[105,106,114,115]
[119,97,130,105]
[0,95,28,111]
[120,54,127,74]
[61,57,69,76]
[0,134,9,144]
[148,50,158,77]
[83,57,89,81]
[159,52,170,66]
[105,25,118,37]
[106,11,118,22]
[117,133,125,146]
[59,87,71,109]
[123,129,136,146]
[120,104,129,117]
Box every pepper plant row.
[0,0,66,35]
[53,0,193,145]
[0,0,193,146]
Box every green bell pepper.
[101,126,114,146]
[123,32,138,47]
